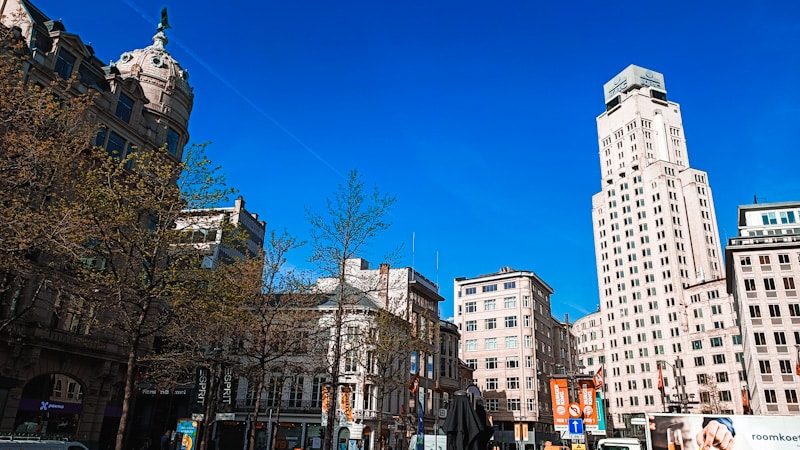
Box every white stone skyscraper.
[582,65,746,430]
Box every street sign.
[568,418,584,436]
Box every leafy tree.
[0,24,96,332]
[305,169,396,450]
[71,143,232,450]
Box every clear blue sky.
[30,0,800,321]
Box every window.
[505,336,518,348]
[764,278,776,291]
[106,131,126,158]
[484,299,496,310]
[465,340,477,351]
[166,128,180,155]
[465,320,477,332]
[754,333,767,345]
[54,49,76,79]
[789,304,800,317]
[504,281,516,289]
[779,254,791,264]
[289,376,304,407]
[483,284,497,292]
[765,389,777,404]
[749,305,761,318]
[775,332,787,345]
[780,360,793,374]
[485,399,498,411]
[507,398,521,411]
[506,377,520,390]
[740,256,752,266]
[759,360,772,374]
[504,297,517,308]
[485,378,498,390]
[759,255,771,265]
[716,372,729,383]
[506,357,519,368]
[694,356,705,366]
[485,338,497,350]
[691,340,702,350]
[485,318,497,329]
[465,302,477,313]
[785,277,796,290]
[712,354,726,364]
[505,316,517,328]
[710,337,723,347]
[787,390,799,404]
[115,93,134,123]
[769,304,781,317]
[466,359,477,370]
[465,287,476,295]
[744,279,756,291]
[486,357,498,369]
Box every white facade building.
[725,201,800,415]
[176,195,266,265]
[454,267,570,446]
[585,65,746,429]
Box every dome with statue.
[113,8,194,129]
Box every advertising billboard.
[647,413,800,450]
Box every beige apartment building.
[725,201,800,415]
[454,267,572,447]
[582,65,746,431]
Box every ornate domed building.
[0,1,195,448]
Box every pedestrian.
[161,430,172,450]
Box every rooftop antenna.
[435,250,439,290]
[411,231,415,281]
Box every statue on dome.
[157,7,171,32]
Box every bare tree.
[305,170,396,450]
[698,373,726,414]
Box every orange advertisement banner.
[550,378,569,428]
[578,379,598,427]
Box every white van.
[0,439,89,450]
[407,434,447,450]
[595,438,642,450]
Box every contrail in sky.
[120,0,345,179]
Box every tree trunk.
[115,346,138,450]
[323,302,344,450]
[199,363,220,450]
[249,375,266,450]
[376,387,384,450]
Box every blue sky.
[28,0,800,321]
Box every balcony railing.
[235,399,322,414]
[728,235,800,246]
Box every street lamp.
[657,359,689,413]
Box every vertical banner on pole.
[550,378,569,431]
[578,379,598,429]
[595,391,606,435]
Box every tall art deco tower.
[583,65,746,429]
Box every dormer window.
[115,93,134,123]
[54,49,76,79]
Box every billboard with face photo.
[647,413,800,450]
